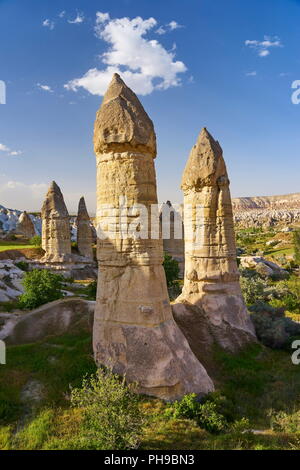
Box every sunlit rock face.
[76,197,94,260]
[173,128,257,363]
[93,74,214,400]
[41,181,72,263]
[16,211,36,238]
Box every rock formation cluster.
[41,181,72,263]
[93,73,214,400]
[172,128,256,363]
[76,197,94,260]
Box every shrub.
[250,302,300,349]
[84,281,97,300]
[293,230,300,268]
[164,393,228,434]
[15,261,29,272]
[70,370,144,450]
[29,235,42,247]
[270,410,300,433]
[240,276,268,305]
[19,269,64,309]
[163,253,180,287]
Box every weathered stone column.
[173,128,256,360]
[160,201,185,278]
[16,211,36,238]
[93,74,214,400]
[41,181,72,263]
[76,197,94,260]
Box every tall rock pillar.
[41,181,72,263]
[76,197,94,260]
[93,74,213,400]
[173,128,256,360]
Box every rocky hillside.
[0,205,41,235]
[232,193,300,211]
[232,193,300,227]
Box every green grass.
[0,241,33,252]
[1,332,300,450]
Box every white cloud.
[37,83,53,93]
[68,12,84,24]
[0,178,48,211]
[42,19,55,30]
[0,143,23,156]
[65,13,187,96]
[155,20,183,35]
[245,71,257,76]
[0,144,10,152]
[155,26,166,35]
[245,36,282,57]
[168,21,183,31]
[58,11,66,18]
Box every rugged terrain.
[232,193,300,227]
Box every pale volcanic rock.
[173,128,257,361]
[41,181,72,263]
[160,201,185,278]
[76,197,94,260]
[93,74,213,400]
[16,211,36,238]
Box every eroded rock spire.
[41,181,72,263]
[16,211,36,239]
[173,128,257,363]
[93,74,214,400]
[76,196,94,260]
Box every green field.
[1,332,300,450]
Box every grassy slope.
[0,332,300,450]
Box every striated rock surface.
[41,181,72,263]
[173,128,257,363]
[93,74,213,400]
[76,197,94,260]
[16,211,36,238]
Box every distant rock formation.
[233,193,300,227]
[160,201,185,278]
[173,128,257,363]
[232,192,300,210]
[0,205,41,236]
[76,197,94,260]
[16,211,36,238]
[41,181,72,263]
[93,73,214,400]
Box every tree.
[163,253,180,287]
[293,230,300,269]
[19,269,64,309]
[70,370,144,450]
[29,235,42,247]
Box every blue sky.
[0,0,300,213]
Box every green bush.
[70,370,144,450]
[84,281,97,300]
[240,276,268,305]
[29,235,42,247]
[164,393,228,434]
[15,261,29,272]
[250,302,300,349]
[270,410,300,433]
[163,253,180,287]
[293,230,300,268]
[19,269,64,309]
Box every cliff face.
[232,193,300,227]
[232,193,300,211]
